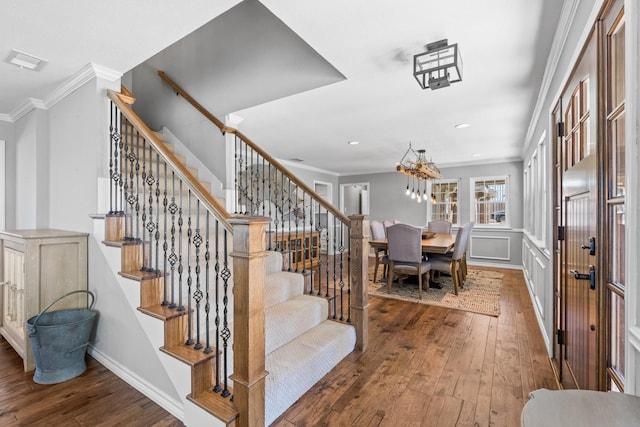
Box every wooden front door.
[563,188,597,389]
[555,27,600,390]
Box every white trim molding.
[470,235,511,261]
[88,346,184,422]
[1,63,122,123]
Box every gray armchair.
[386,223,432,300]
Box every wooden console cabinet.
[0,229,88,371]
[268,230,320,269]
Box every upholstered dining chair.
[383,219,394,230]
[429,223,471,295]
[460,221,474,280]
[370,220,388,283]
[428,220,452,234]
[386,223,432,300]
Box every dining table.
[368,232,456,255]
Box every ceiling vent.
[5,49,48,71]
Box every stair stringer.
[93,218,228,427]
[160,127,226,199]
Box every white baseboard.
[88,346,185,422]
[467,260,523,270]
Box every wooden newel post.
[230,216,271,427]
[348,214,369,352]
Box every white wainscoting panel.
[470,235,511,261]
[534,256,546,318]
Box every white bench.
[521,389,640,427]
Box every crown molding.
[1,63,122,123]
[278,158,340,176]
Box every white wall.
[7,76,182,403]
[0,140,4,229]
[0,122,15,229]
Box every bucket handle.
[31,290,95,330]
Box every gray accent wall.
[340,160,524,268]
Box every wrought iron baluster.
[204,212,212,355]
[213,220,222,392]
[324,210,331,298]
[220,230,231,398]
[286,175,292,270]
[309,198,315,294]
[162,162,169,306]
[268,164,273,249]
[145,144,156,272]
[234,137,238,214]
[244,142,248,214]
[141,139,148,270]
[192,200,203,350]
[271,167,278,251]
[332,216,338,318]
[261,157,266,216]
[122,121,130,238]
[186,190,194,345]
[177,181,184,311]
[249,147,255,215]
[118,120,124,214]
[155,152,161,273]
[112,112,123,214]
[135,133,141,240]
[339,221,345,321]
[168,172,178,309]
[108,102,114,213]
[302,191,307,274]
[294,184,299,273]
[126,123,137,241]
[109,106,122,214]
[347,226,352,323]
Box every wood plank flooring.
[0,340,182,426]
[272,266,558,426]
[0,266,556,426]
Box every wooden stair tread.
[103,239,123,248]
[160,343,217,366]
[187,391,238,425]
[137,304,188,320]
[119,269,164,281]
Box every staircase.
[100,92,363,426]
[263,251,355,425]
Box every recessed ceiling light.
[454,123,470,129]
[472,153,481,157]
[288,157,304,162]
[348,141,359,145]
[5,49,47,71]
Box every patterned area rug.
[368,268,502,317]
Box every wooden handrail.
[157,70,351,227]
[107,89,232,232]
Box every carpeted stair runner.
[264,251,355,425]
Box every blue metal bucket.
[26,290,97,384]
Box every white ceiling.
[0,0,564,175]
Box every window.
[523,132,548,246]
[471,176,508,225]
[429,180,458,224]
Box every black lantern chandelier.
[413,39,462,90]
[397,142,441,203]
